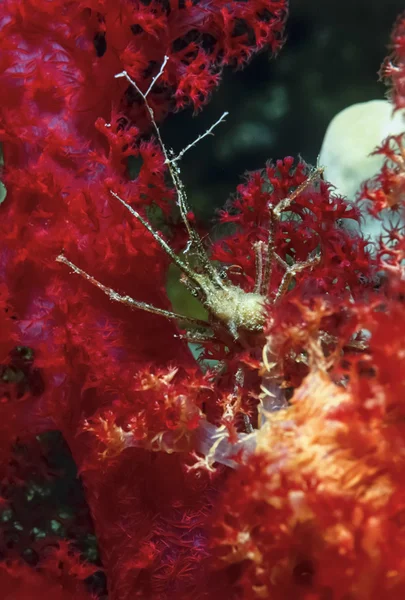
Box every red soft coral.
[211,360,405,599]
[4,2,405,600]
[382,11,405,112]
[0,0,289,597]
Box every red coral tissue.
[1,1,405,600]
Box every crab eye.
[219,269,227,279]
[190,288,199,298]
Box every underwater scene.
[0,1,405,598]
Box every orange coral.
[212,365,405,599]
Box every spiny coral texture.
[212,284,405,600]
[359,13,405,278]
[362,12,405,210]
[383,11,405,112]
[0,0,405,599]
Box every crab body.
[193,274,266,338]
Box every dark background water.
[162,0,405,221]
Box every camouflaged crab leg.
[273,252,321,303]
[115,63,228,290]
[262,166,324,297]
[56,254,209,329]
[110,190,205,294]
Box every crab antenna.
[165,111,229,289]
[110,191,204,292]
[56,254,208,328]
[169,164,227,289]
[115,61,228,289]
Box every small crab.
[56,58,321,393]
[57,164,321,349]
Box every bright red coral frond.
[382,11,405,112]
[214,158,369,302]
[360,133,405,216]
[0,559,95,600]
